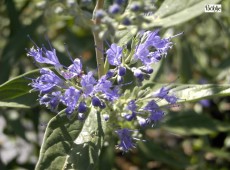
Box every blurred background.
[0,0,230,169]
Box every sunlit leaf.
[35,108,105,170]
[143,84,230,104]
[144,0,221,28]
[0,69,40,100]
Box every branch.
[92,0,105,78]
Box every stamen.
[64,43,74,62]
[45,35,54,50]
[27,34,39,48]
[170,32,184,38]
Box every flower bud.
[122,18,131,25]
[92,96,101,107]
[141,67,153,74]
[95,9,105,19]
[78,101,87,113]
[118,66,126,76]
[106,70,115,79]
[117,75,124,84]
[109,4,120,14]
[131,3,140,11]
[124,113,134,121]
[115,0,124,5]
[103,114,109,121]
[78,113,85,120]
[99,101,106,109]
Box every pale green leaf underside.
[35,108,105,170]
[172,84,230,103]
[143,84,230,105]
[144,0,221,28]
[117,0,221,52]
[0,101,30,108]
[0,69,40,100]
[0,69,40,108]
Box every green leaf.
[172,84,230,103]
[0,101,30,109]
[144,0,221,28]
[143,84,230,104]
[116,26,137,46]
[0,92,39,108]
[35,108,105,170]
[162,111,230,135]
[0,69,40,100]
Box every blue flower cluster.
[27,44,119,118]
[27,29,180,152]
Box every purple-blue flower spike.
[116,128,136,152]
[165,95,178,104]
[154,86,170,99]
[27,46,62,69]
[64,58,83,79]
[80,71,97,97]
[30,68,65,93]
[39,91,62,112]
[106,43,123,66]
[61,86,81,115]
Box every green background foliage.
[0,0,230,169]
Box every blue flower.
[115,0,124,5]
[124,100,137,121]
[154,86,169,99]
[78,101,87,113]
[144,100,164,122]
[106,43,123,66]
[117,75,124,84]
[199,99,211,107]
[95,75,119,101]
[109,4,120,14]
[127,100,137,112]
[95,9,105,19]
[141,66,153,74]
[148,110,164,122]
[132,68,143,78]
[92,96,102,107]
[39,91,61,112]
[103,114,109,121]
[165,95,178,104]
[144,100,159,111]
[80,71,97,96]
[148,51,162,63]
[115,128,136,152]
[27,46,61,68]
[105,69,115,79]
[122,18,131,25]
[130,2,140,11]
[144,30,172,55]
[154,86,178,104]
[61,86,81,115]
[134,44,150,65]
[118,66,126,76]
[30,68,65,93]
[62,58,82,79]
